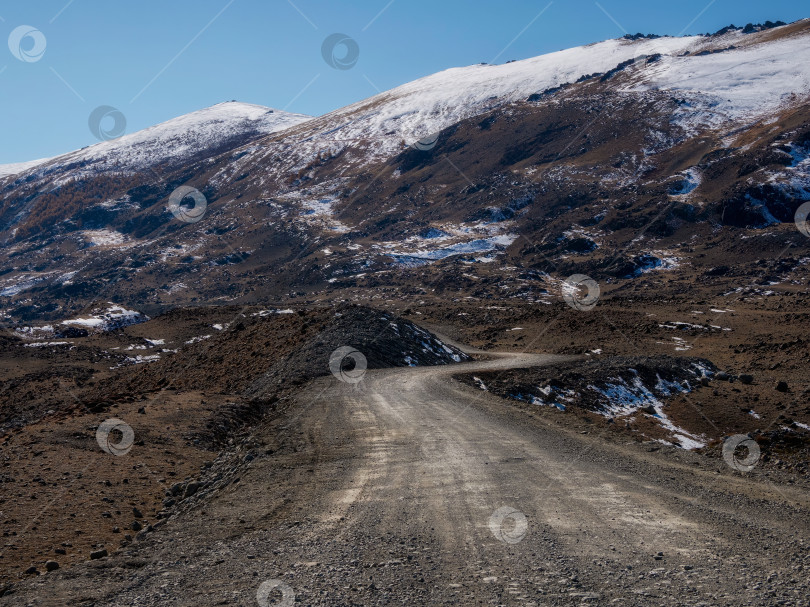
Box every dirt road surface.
[6,352,809,606]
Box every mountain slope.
[0,21,809,322]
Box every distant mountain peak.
[0,102,312,180]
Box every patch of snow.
[389,234,517,265]
[473,376,488,391]
[588,371,707,449]
[513,391,566,411]
[81,229,129,247]
[669,167,702,196]
[184,335,212,345]
[0,157,52,178]
[62,303,148,332]
[0,275,48,297]
[689,361,715,378]
[57,271,79,284]
[629,31,810,130]
[113,354,161,368]
[165,283,188,294]
[667,432,706,451]
[626,253,680,277]
[658,321,727,331]
[654,374,690,396]
[15,325,55,339]
[252,309,295,317]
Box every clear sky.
[1,0,807,163]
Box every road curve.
[6,353,809,606]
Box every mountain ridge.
[0,101,311,179]
[4,19,807,175]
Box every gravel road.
[6,352,809,606]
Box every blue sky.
[1,0,807,163]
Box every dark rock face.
[245,305,470,400]
[55,326,89,339]
[721,184,803,228]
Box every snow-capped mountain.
[0,20,809,323]
[0,102,311,181]
[290,35,705,152]
[229,22,810,174]
[0,158,53,179]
